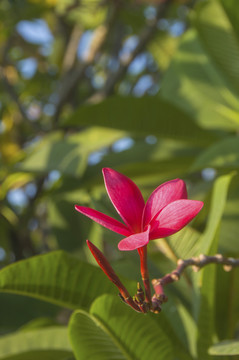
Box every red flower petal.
[118,227,150,251]
[75,205,131,236]
[143,179,187,227]
[103,168,145,232]
[149,199,203,239]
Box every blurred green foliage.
[0,0,239,358]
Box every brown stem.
[153,254,239,288]
[138,245,151,304]
[151,254,239,313]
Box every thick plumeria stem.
[137,245,151,304]
[86,240,141,312]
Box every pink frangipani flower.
[75,168,203,251]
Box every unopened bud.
[119,293,126,303]
[86,240,141,313]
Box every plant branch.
[62,25,83,74]
[150,254,239,313]
[153,254,239,286]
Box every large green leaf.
[194,0,239,95]
[0,293,60,334]
[78,136,201,191]
[19,128,125,176]
[191,137,239,171]
[0,251,120,309]
[215,266,239,341]
[63,96,217,145]
[166,226,201,260]
[69,294,173,360]
[199,173,235,255]
[149,32,180,71]
[153,305,195,360]
[69,310,126,360]
[219,177,239,253]
[161,25,239,132]
[47,188,92,251]
[195,173,234,359]
[209,340,239,356]
[0,327,73,360]
[91,295,173,360]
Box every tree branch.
[150,254,239,313]
[62,25,83,74]
[53,0,123,123]
[89,0,173,102]
[0,67,27,120]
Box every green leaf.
[91,295,173,360]
[0,293,60,334]
[69,294,174,360]
[56,0,106,29]
[191,137,239,171]
[149,32,180,71]
[0,251,119,310]
[0,327,73,360]
[78,136,201,191]
[166,226,201,259]
[167,303,197,359]
[208,340,239,356]
[19,317,59,331]
[196,259,218,360]
[220,0,239,38]
[194,0,239,95]
[215,267,239,340]
[218,174,239,253]
[69,310,126,360]
[199,172,235,254]
[161,28,239,132]
[47,188,92,251]
[195,173,234,359]
[19,128,125,176]
[63,96,217,145]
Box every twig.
[151,254,239,313]
[0,67,27,120]
[153,254,239,286]
[62,25,83,74]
